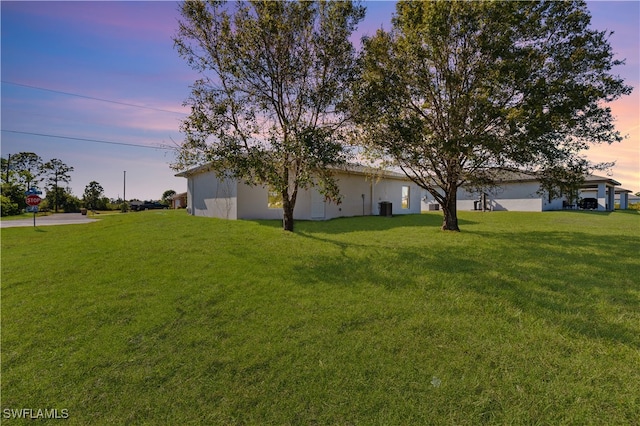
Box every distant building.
[170,192,187,209]
[426,172,624,212]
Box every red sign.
[26,194,42,207]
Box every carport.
[578,176,621,211]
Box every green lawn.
[2,210,639,424]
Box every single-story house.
[170,192,187,209]
[175,164,422,220]
[619,191,639,207]
[427,172,623,212]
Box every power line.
[1,80,188,116]
[1,129,177,151]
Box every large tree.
[83,181,104,211]
[44,186,81,213]
[43,158,74,213]
[3,152,43,190]
[173,0,365,231]
[353,1,631,231]
[161,189,176,206]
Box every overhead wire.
[1,80,186,151]
[1,129,177,151]
[1,80,188,116]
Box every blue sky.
[1,1,638,200]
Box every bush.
[1,195,21,216]
[1,183,27,212]
[62,194,82,213]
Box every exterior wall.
[456,181,546,212]
[543,195,564,211]
[370,176,421,216]
[187,171,238,219]
[236,183,284,220]
[236,184,326,220]
[457,198,543,212]
[184,168,421,220]
[171,193,187,209]
[324,173,374,218]
[237,172,421,220]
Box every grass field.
[1,210,639,424]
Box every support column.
[607,186,615,211]
[597,183,606,211]
[620,192,629,210]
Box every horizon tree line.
[1,152,176,216]
[2,153,74,214]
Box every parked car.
[578,197,598,210]
[131,201,168,211]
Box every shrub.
[62,194,82,213]
[1,183,27,212]
[1,195,21,216]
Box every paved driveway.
[1,213,100,228]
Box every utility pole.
[123,170,126,202]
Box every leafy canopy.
[353,0,632,230]
[83,181,105,210]
[173,0,365,231]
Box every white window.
[402,186,410,209]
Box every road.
[0,213,100,228]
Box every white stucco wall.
[371,176,421,216]
[456,181,546,212]
[237,172,421,220]
[187,171,238,219]
[236,183,284,220]
[184,168,421,220]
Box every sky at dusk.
[1,1,638,201]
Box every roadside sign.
[25,187,42,195]
[26,194,42,207]
[24,188,43,227]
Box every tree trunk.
[281,173,298,232]
[282,200,295,232]
[54,181,59,213]
[441,190,460,232]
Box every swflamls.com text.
[2,408,69,420]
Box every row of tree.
[172,0,631,231]
[0,152,175,216]
[1,153,74,215]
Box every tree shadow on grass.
[286,239,483,290]
[252,213,479,234]
[465,230,640,348]
[283,220,640,348]
[252,213,639,347]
